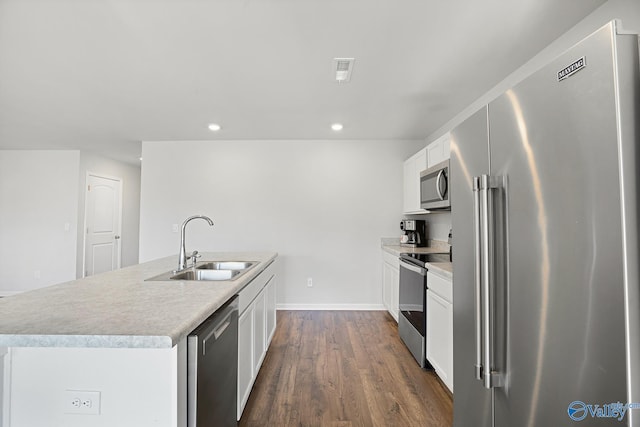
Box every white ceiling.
[0,0,606,164]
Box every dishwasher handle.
[202,316,232,355]
[191,296,239,356]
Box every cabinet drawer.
[427,271,452,302]
[382,250,399,267]
[238,260,276,314]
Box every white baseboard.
[276,303,386,311]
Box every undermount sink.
[145,260,257,282]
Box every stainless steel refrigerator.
[451,21,640,427]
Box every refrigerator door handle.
[478,174,504,389]
[472,176,483,381]
[480,174,494,389]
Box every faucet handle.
[189,250,201,267]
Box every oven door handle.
[399,259,427,276]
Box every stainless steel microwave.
[420,159,450,210]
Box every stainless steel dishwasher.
[188,296,239,427]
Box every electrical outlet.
[172,223,179,233]
[64,390,100,415]
[307,277,313,287]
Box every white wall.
[76,152,141,278]
[0,150,141,294]
[140,139,425,309]
[0,151,80,294]
[425,0,640,144]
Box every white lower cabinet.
[238,305,254,416]
[382,250,400,322]
[266,274,277,343]
[253,288,266,373]
[426,271,453,392]
[237,262,277,420]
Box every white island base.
[3,343,186,427]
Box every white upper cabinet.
[403,147,428,214]
[426,132,451,168]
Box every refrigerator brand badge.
[558,56,586,81]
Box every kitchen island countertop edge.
[0,251,277,349]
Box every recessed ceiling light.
[331,123,343,131]
[139,157,143,161]
[208,123,221,131]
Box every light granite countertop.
[381,240,453,280]
[0,251,277,349]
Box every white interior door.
[84,174,122,277]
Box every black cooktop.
[400,252,449,267]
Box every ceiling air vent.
[333,58,355,83]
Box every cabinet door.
[403,157,415,213]
[427,133,451,167]
[238,306,254,419]
[383,261,400,322]
[253,288,266,374]
[390,264,399,322]
[382,252,400,322]
[412,150,427,211]
[426,289,453,391]
[266,276,277,345]
[403,148,428,213]
[382,262,392,313]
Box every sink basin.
[171,269,240,281]
[196,261,256,270]
[145,260,257,282]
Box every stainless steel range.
[398,252,449,368]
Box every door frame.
[82,172,123,278]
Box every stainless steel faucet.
[178,215,214,271]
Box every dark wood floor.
[239,311,453,427]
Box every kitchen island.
[0,251,278,427]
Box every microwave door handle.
[436,170,445,200]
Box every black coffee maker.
[400,219,426,247]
